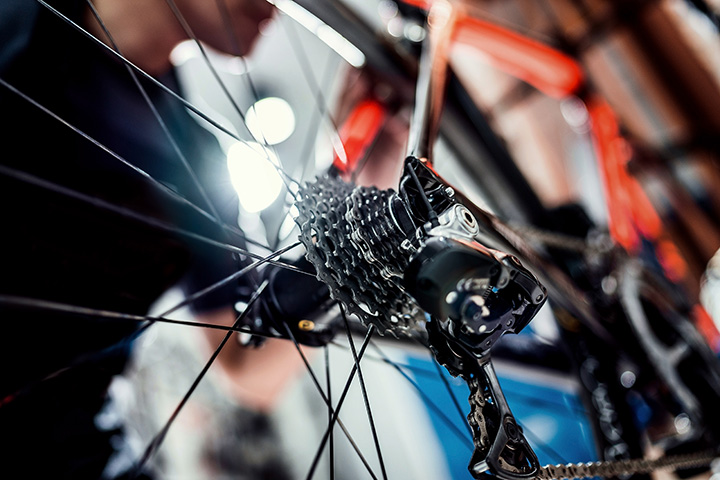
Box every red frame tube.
[332,99,388,175]
[453,16,584,99]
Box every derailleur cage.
[401,157,548,480]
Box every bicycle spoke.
[348,116,390,185]
[370,342,473,449]
[0,163,310,275]
[325,345,335,480]
[329,340,443,379]
[34,0,252,148]
[132,280,268,476]
[294,48,337,184]
[86,0,233,231]
[210,0,290,170]
[0,294,287,409]
[305,325,376,480]
[35,0,337,204]
[164,0,246,124]
[0,295,278,337]
[0,337,137,409]
[275,320,328,401]
[158,241,301,317]
[162,0,300,196]
[212,0,246,56]
[341,307,388,480]
[0,76,272,253]
[36,0,301,203]
[278,320,380,480]
[281,18,348,167]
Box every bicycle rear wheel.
[1,0,719,479]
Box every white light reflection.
[246,97,296,145]
[170,39,249,75]
[269,0,366,67]
[317,24,366,68]
[227,141,283,212]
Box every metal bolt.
[505,422,519,440]
[601,276,618,295]
[620,370,636,388]
[400,239,416,252]
[298,320,315,331]
[674,414,691,435]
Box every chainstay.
[502,221,595,254]
[536,449,718,480]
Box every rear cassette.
[294,175,425,337]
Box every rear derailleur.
[399,158,547,480]
[246,157,548,479]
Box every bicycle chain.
[294,175,425,337]
[535,449,718,480]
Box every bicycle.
[1,0,720,479]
